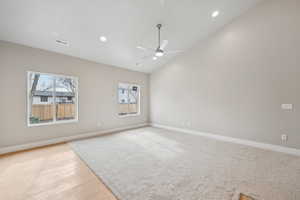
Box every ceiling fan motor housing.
[155,48,164,57]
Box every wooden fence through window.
[31,104,75,121]
[118,103,138,115]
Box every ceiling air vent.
[56,39,69,46]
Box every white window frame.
[27,71,79,127]
[117,82,141,118]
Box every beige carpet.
[70,127,300,200]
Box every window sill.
[28,119,78,127]
[118,113,140,118]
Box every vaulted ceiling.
[0,0,262,73]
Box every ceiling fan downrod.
[157,24,162,49]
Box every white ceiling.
[0,0,262,73]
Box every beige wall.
[0,41,149,148]
[150,0,300,149]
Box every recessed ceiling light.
[99,36,107,42]
[153,56,158,60]
[56,39,69,46]
[212,10,220,18]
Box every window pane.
[29,72,54,124]
[55,77,76,121]
[128,86,138,114]
[118,88,129,104]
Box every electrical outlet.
[281,104,293,110]
[281,134,288,142]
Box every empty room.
[1,0,300,199]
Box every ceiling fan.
[137,24,183,59]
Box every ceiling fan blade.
[165,50,184,54]
[160,40,169,50]
[141,55,151,60]
[137,46,155,52]
[136,46,147,50]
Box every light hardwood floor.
[0,142,255,200]
[0,143,117,200]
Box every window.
[118,83,140,116]
[27,71,78,126]
[40,96,48,102]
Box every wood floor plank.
[0,143,118,200]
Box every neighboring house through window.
[40,96,48,102]
[118,83,140,116]
[27,71,78,126]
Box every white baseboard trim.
[0,123,149,155]
[151,123,300,157]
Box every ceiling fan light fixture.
[155,49,164,57]
[155,52,164,57]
